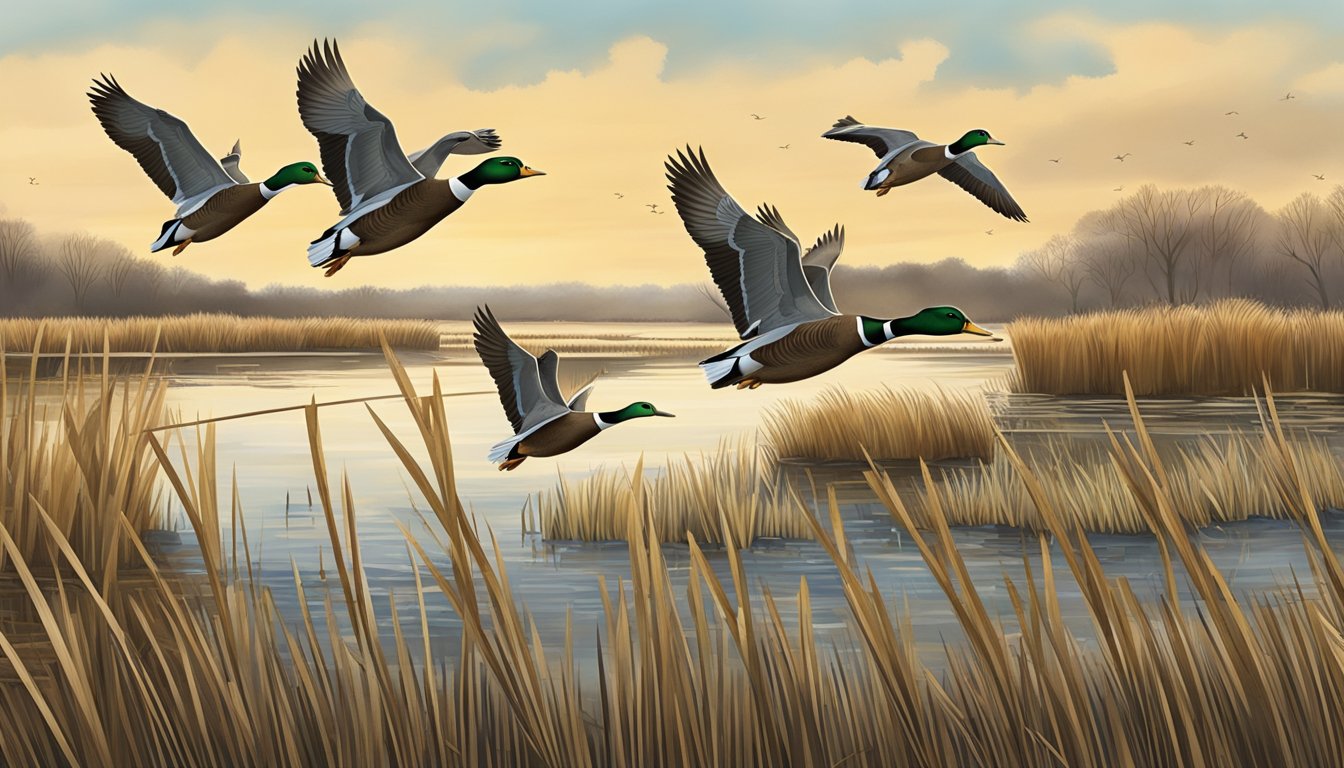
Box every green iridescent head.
[460,157,546,188]
[896,306,995,337]
[263,162,328,190]
[948,129,1005,156]
[599,402,676,425]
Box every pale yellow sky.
[0,17,1340,289]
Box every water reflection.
[131,334,1342,673]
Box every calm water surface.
[130,322,1344,670]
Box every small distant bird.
[473,306,673,470]
[985,229,994,236]
[1183,140,1196,146]
[822,116,1027,221]
[1048,158,1061,164]
[751,114,766,120]
[614,192,624,199]
[646,203,660,212]
[1113,186,1124,192]
[653,210,666,215]
[779,144,790,150]
[1314,174,1326,181]
[1114,153,1131,162]
[27,177,38,185]
[1225,110,1239,116]
[1281,92,1295,101]
[1236,132,1249,140]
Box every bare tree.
[1327,185,1344,257]
[1195,186,1263,297]
[57,234,105,311]
[1111,185,1206,304]
[0,219,39,284]
[1276,193,1340,309]
[1019,234,1086,313]
[104,244,137,299]
[1079,233,1137,307]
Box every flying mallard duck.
[666,147,997,390]
[473,307,674,470]
[822,116,1027,222]
[297,40,543,277]
[89,75,328,255]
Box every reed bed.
[0,331,167,577]
[0,314,441,353]
[1008,299,1344,394]
[922,428,1344,532]
[762,385,995,461]
[537,440,812,543]
[3,349,1344,764]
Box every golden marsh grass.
[0,331,167,577]
[0,314,441,353]
[922,428,1344,532]
[537,440,811,543]
[1008,299,1344,395]
[762,385,995,462]
[3,346,1344,764]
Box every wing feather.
[666,146,836,340]
[473,307,570,435]
[938,152,1029,222]
[88,75,236,210]
[821,116,920,160]
[801,225,845,313]
[296,39,423,215]
[407,129,503,178]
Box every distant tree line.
[1017,184,1344,311]
[1,183,1340,322]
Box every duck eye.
[947,313,957,318]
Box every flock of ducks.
[88,39,1015,469]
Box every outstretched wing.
[938,152,1029,222]
[219,140,249,184]
[535,350,566,407]
[666,146,837,340]
[473,307,570,435]
[296,39,423,215]
[801,225,845,314]
[88,75,236,212]
[822,116,920,159]
[407,129,502,178]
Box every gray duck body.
[345,179,467,256]
[511,412,603,459]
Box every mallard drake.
[822,116,1027,222]
[88,75,328,255]
[473,307,674,470]
[297,40,543,277]
[666,146,998,390]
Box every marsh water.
[103,323,1344,668]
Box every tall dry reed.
[0,329,167,577]
[1008,299,1344,394]
[2,346,1344,765]
[537,440,811,543]
[922,428,1344,531]
[761,385,994,461]
[0,314,440,353]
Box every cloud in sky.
[4,1,1342,88]
[0,15,1340,290]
